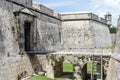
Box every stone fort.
[0,0,120,80]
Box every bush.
[109,27,116,33]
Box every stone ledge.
[61,13,107,25]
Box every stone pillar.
[54,61,63,77]
[73,65,82,80]
[46,59,55,79]
[82,64,87,80]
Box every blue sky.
[33,0,120,26]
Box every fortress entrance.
[24,22,31,51]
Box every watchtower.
[105,12,112,28]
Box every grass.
[29,62,73,80]
[63,62,73,73]
[102,45,114,49]
[29,75,50,80]
[87,61,97,74]
[29,75,67,80]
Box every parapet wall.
[61,13,107,25]
[6,0,32,7]
[32,3,61,19]
[61,13,111,50]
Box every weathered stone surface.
[107,16,120,80]
[111,34,116,45]
[0,0,115,80]
[8,0,32,7]
[61,14,112,50]
[46,53,110,79]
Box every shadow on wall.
[27,54,42,74]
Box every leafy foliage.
[109,27,116,33]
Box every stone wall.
[32,10,61,52]
[0,54,36,80]
[111,34,116,45]
[107,16,120,80]
[0,0,62,80]
[7,0,32,7]
[61,20,94,50]
[61,13,112,50]
[0,0,114,80]
[0,0,36,80]
[92,20,112,48]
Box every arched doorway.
[54,60,73,79]
[62,61,73,79]
[82,61,106,80]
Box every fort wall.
[0,0,113,80]
[107,16,120,80]
[61,13,111,50]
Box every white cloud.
[91,0,120,9]
[90,0,120,26]
[105,0,120,8]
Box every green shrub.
[109,27,116,33]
